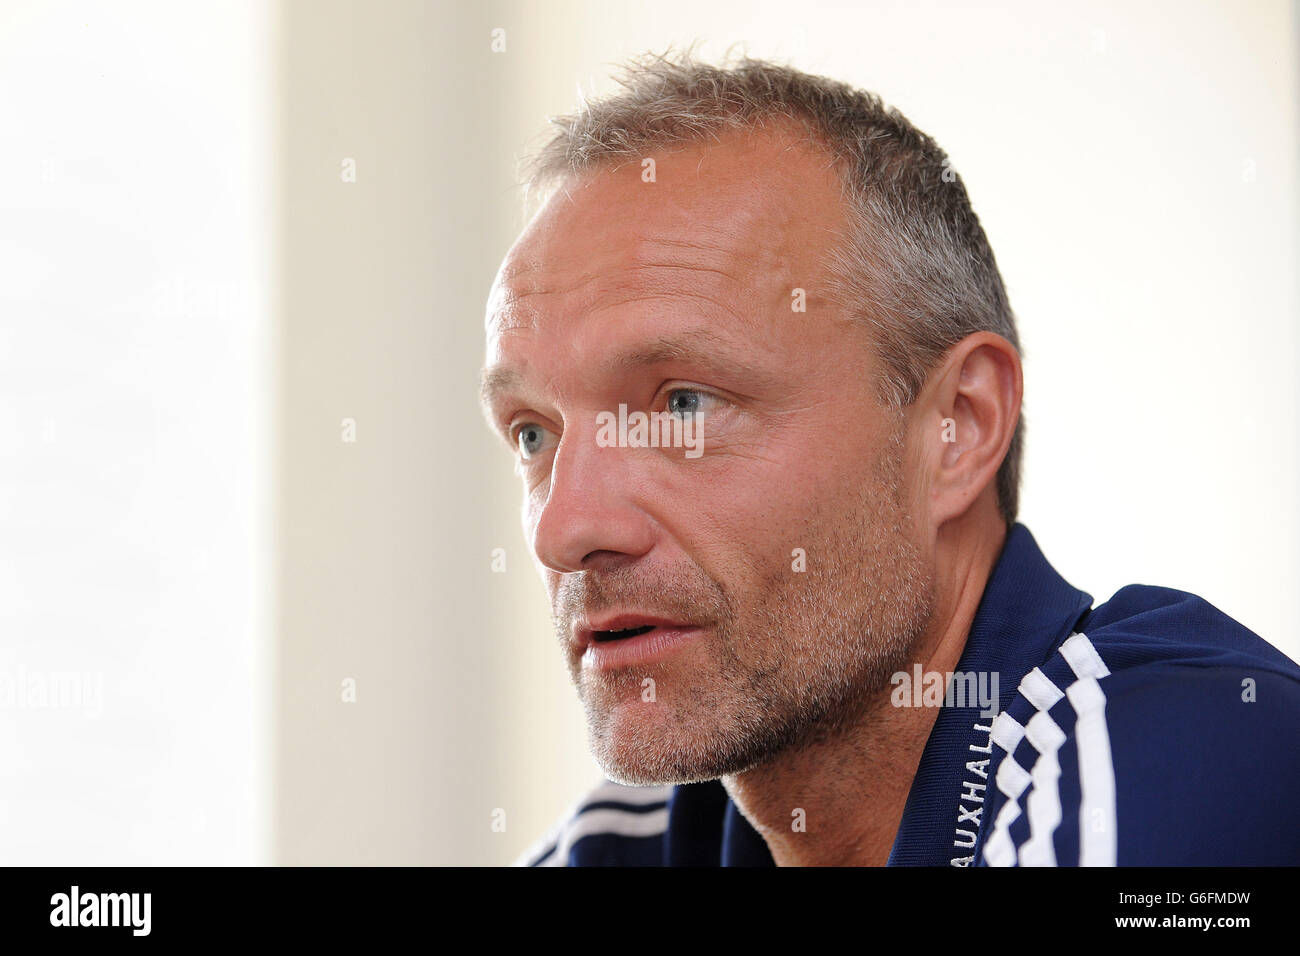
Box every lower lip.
[582,626,705,671]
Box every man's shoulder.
[1080,582,1300,674]
[513,779,674,867]
[980,585,1300,866]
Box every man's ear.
[913,332,1022,530]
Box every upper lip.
[575,612,700,648]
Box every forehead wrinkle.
[584,242,788,316]
[492,201,798,334]
[488,266,603,337]
[506,261,607,300]
[629,227,800,299]
[584,294,741,327]
[613,261,753,296]
[604,326,771,384]
[497,261,765,338]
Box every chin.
[586,701,705,785]
[594,751,722,788]
[586,697,767,786]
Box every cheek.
[709,464,878,612]
[693,502,813,614]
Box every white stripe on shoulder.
[990,712,1025,753]
[1018,667,1065,712]
[1019,712,1068,866]
[982,632,1114,867]
[983,751,1031,866]
[513,780,673,867]
[1061,631,1111,681]
[1066,673,1117,866]
[537,806,671,866]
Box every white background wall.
[1,0,1295,866]
[0,0,272,863]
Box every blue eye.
[667,389,712,417]
[515,423,555,460]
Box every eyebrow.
[478,365,521,410]
[478,327,772,415]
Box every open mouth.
[592,625,657,642]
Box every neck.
[721,519,1006,866]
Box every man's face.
[481,125,936,785]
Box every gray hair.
[521,49,1024,524]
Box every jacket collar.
[883,521,1093,865]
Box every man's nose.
[529,423,656,574]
